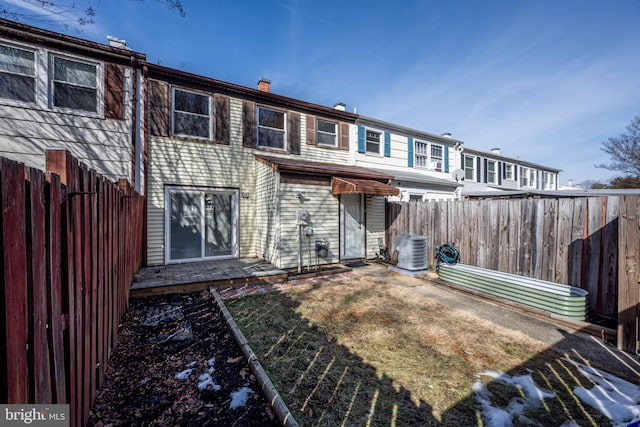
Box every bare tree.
[598,115,640,178]
[0,1,184,31]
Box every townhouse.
[0,18,564,271]
[0,18,146,192]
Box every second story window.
[415,141,444,171]
[521,167,536,188]
[543,172,555,190]
[464,155,476,181]
[317,119,337,146]
[0,43,35,104]
[366,129,381,154]
[430,144,443,172]
[172,89,211,139]
[51,55,98,113]
[504,163,514,180]
[487,160,497,184]
[258,107,286,150]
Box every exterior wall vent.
[393,233,428,270]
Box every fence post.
[617,195,640,352]
[1,158,29,403]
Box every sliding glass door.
[165,186,238,263]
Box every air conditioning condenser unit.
[393,233,428,270]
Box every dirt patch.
[88,290,278,427]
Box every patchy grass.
[226,276,615,426]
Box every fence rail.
[386,196,640,352]
[1,151,144,426]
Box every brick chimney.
[258,78,271,93]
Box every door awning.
[331,176,400,196]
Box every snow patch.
[562,358,640,427]
[473,370,555,427]
[230,387,253,409]
[198,372,221,392]
[175,368,193,380]
[208,358,215,373]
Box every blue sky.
[4,0,640,184]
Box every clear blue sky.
[5,0,640,184]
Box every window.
[0,44,36,103]
[415,141,429,168]
[464,155,476,181]
[430,144,443,171]
[504,164,514,180]
[414,141,443,171]
[172,89,211,139]
[487,160,497,184]
[165,187,238,262]
[258,107,286,149]
[365,129,381,154]
[317,119,337,146]
[51,55,98,112]
[521,167,537,188]
[543,172,556,190]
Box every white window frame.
[316,118,338,147]
[164,185,239,264]
[504,163,515,180]
[543,172,556,190]
[414,140,443,171]
[49,53,103,115]
[487,160,497,184]
[520,167,537,188]
[257,106,286,150]
[464,155,476,181]
[0,42,37,106]
[365,129,381,154]
[171,87,212,140]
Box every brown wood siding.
[148,80,170,137]
[104,64,124,120]
[288,112,301,155]
[306,113,316,145]
[242,100,256,148]
[339,122,350,151]
[214,93,230,145]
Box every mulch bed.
[88,290,279,427]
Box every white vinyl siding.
[366,196,386,259]
[279,181,340,269]
[146,136,256,266]
[255,161,280,266]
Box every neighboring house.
[459,147,561,193]
[354,115,463,201]
[144,67,398,269]
[0,19,146,192]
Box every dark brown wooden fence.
[387,195,640,353]
[0,150,144,426]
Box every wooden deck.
[130,258,288,297]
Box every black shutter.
[498,162,502,185]
[242,100,256,148]
[483,158,488,183]
[288,112,301,155]
[214,94,230,145]
[148,79,170,136]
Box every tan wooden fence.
[386,196,640,353]
[0,150,144,426]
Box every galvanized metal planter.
[438,263,589,321]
